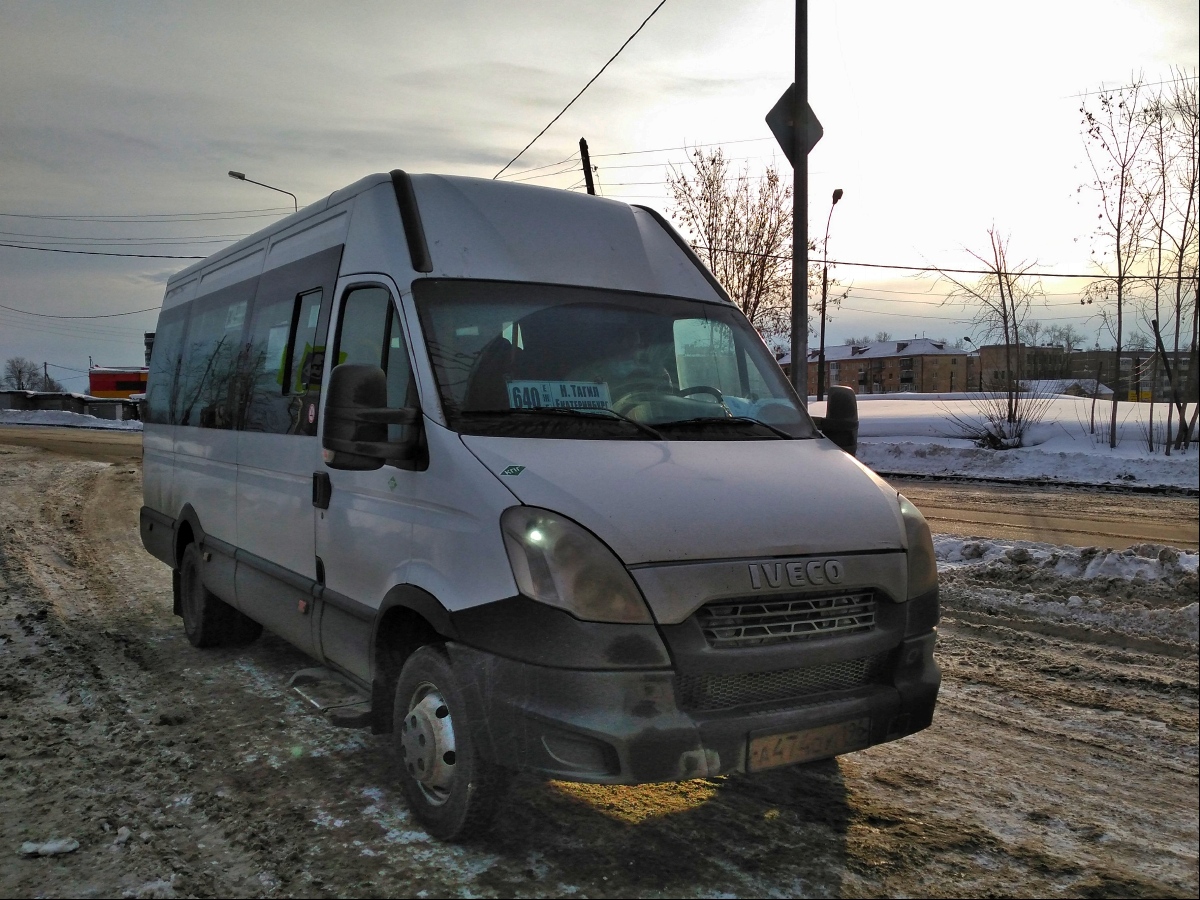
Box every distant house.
[780,338,978,394]
[1020,378,1113,399]
[978,343,1197,403]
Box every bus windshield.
[413,280,816,441]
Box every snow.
[935,535,1198,581]
[810,393,1198,491]
[1,409,143,431]
[934,534,1199,645]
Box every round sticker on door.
[307,404,316,424]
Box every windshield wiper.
[657,415,793,439]
[461,407,663,440]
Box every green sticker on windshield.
[500,465,525,477]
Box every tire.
[392,646,509,840]
[178,543,261,648]
[224,610,263,647]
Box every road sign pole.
[791,0,809,404]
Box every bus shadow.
[480,759,853,895]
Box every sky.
[1,0,1196,388]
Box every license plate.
[747,717,871,772]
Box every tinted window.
[145,305,186,425]
[175,283,254,428]
[241,292,296,433]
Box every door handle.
[312,472,332,510]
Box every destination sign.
[507,380,612,411]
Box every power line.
[696,244,1110,279]
[0,303,160,319]
[837,302,1098,323]
[0,229,250,243]
[1068,75,1198,99]
[589,136,776,158]
[0,241,204,259]
[508,162,588,184]
[493,0,668,179]
[0,207,291,221]
[499,153,581,180]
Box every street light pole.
[816,187,843,401]
[964,336,981,390]
[228,171,298,212]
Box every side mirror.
[322,364,421,471]
[817,385,859,456]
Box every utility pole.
[579,138,596,196]
[790,0,809,403]
[43,361,49,391]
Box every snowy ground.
[811,393,1199,491]
[1,423,1196,898]
[934,534,1198,645]
[0,409,142,431]
[0,441,1194,898]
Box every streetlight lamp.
[228,171,298,212]
[963,336,981,391]
[816,187,843,401]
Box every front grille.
[675,653,890,712]
[696,591,876,649]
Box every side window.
[288,290,324,393]
[241,293,297,433]
[145,306,187,425]
[175,294,250,429]
[240,288,327,435]
[334,286,417,441]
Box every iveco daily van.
[140,170,940,839]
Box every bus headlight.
[899,494,939,600]
[500,506,653,624]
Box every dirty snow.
[935,535,1199,646]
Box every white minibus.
[141,171,940,839]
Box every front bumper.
[448,629,940,783]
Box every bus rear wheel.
[179,543,262,648]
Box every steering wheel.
[611,379,672,415]
[613,382,729,417]
[678,385,724,403]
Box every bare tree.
[3,357,41,390]
[1020,320,1045,346]
[1156,69,1199,451]
[667,148,842,342]
[1079,79,1155,448]
[1046,323,1085,353]
[936,228,1043,426]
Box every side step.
[289,667,373,728]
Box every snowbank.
[807,393,1199,490]
[935,534,1199,645]
[0,409,143,431]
